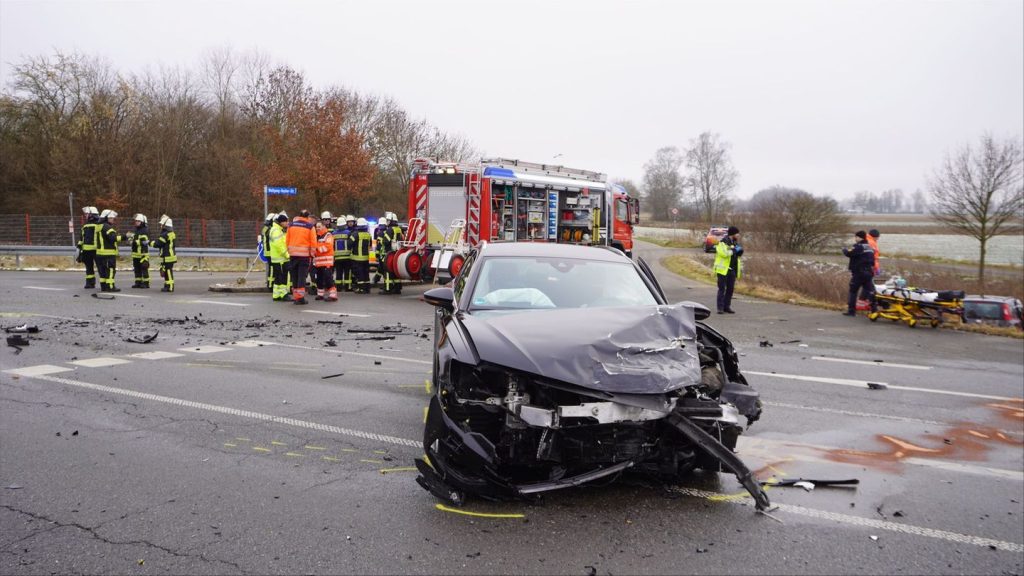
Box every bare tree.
[739,186,849,253]
[928,134,1024,289]
[684,132,738,224]
[642,146,683,220]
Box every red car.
[703,226,729,253]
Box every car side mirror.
[422,287,455,311]
[679,301,711,321]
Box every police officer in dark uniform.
[842,230,877,316]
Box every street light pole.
[68,191,75,246]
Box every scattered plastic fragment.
[759,341,773,348]
[867,382,888,390]
[793,481,815,491]
[869,535,879,541]
[780,339,801,344]
[91,293,115,300]
[5,324,39,334]
[321,373,344,380]
[124,331,159,344]
[7,334,29,348]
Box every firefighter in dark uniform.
[349,217,372,294]
[333,214,354,292]
[129,214,151,288]
[842,230,877,316]
[379,212,404,295]
[76,206,101,288]
[95,209,122,292]
[152,215,177,292]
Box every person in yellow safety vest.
[268,213,291,301]
[286,210,317,305]
[151,215,177,292]
[261,213,276,289]
[713,226,743,314]
[95,209,122,292]
[349,217,372,294]
[379,212,404,295]
[333,215,355,292]
[129,214,151,289]
[76,206,102,289]
[313,221,337,301]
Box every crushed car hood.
[462,304,700,394]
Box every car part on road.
[124,331,159,344]
[762,477,859,488]
[7,334,30,348]
[5,324,40,334]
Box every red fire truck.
[387,157,640,283]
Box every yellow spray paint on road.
[434,504,525,519]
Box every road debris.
[7,334,29,349]
[321,372,344,380]
[91,293,115,300]
[325,338,337,347]
[867,382,888,390]
[124,331,159,344]
[317,320,345,325]
[780,339,801,344]
[5,324,40,334]
[759,340,773,347]
[762,478,859,489]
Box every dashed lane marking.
[24,286,66,291]
[178,345,232,354]
[70,357,132,368]
[812,356,931,370]
[3,365,74,377]
[230,340,268,348]
[183,299,249,307]
[260,340,431,365]
[130,351,185,360]
[302,310,372,318]
[28,370,1018,551]
[763,401,947,427]
[28,373,421,448]
[747,371,1020,402]
[670,486,1023,553]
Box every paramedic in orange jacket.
[867,229,881,276]
[286,210,317,305]
[312,221,337,301]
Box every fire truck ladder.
[431,218,467,284]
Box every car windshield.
[468,256,658,311]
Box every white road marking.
[3,364,74,377]
[70,357,132,368]
[130,351,185,360]
[670,486,1022,553]
[18,369,1023,554]
[763,401,946,426]
[183,299,249,307]
[29,373,420,448]
[230,340,271,348]
[108,293,149,299]
[812,356,931,370]
[262,340,431,365]
[747,371,1020,401]
[302,310,372,318]
[178,345,232,354]
[738,437,1023,481]
[24,286,66,291]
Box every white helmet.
[321,211,333,220]
[377,217,388,227]
[277,211,288,220]
[100,209,118,220]
[158,214,173,228]
[133,214,147,225]
[265,212,277,221]
[346,214,355,222]
[356,217,368,227]
[386,211,398,222]
[82,206,99,215]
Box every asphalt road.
[1,242,1022,575]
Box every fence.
[0,214,264,249]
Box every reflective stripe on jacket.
[268,223,288,263]
[286,216,317,257]
[332,226,351,258]
[313,231,334,268]
[380,224,403,253]
[131,226,150,259]
[96,223,121,256]
[350,230,372,262]
[713,239,741,278]
[866,236,880,273]
[79,221,101,251]
[152,230,177,263]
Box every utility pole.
[68,192,75,246]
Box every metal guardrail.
[0,245,258,268]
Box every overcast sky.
[1,0,1021,199]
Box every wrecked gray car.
[415,242,769,509]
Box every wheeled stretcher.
[869,285,965,328]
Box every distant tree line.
[846,188,928,214]
[0,49,476,219]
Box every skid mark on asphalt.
[258,340,431,365]
[748,370,1022,402]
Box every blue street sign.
[266,186,297,196]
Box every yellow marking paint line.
[223,443,237,448]
[304,445,326,451]
[435,504,525,519]
[341,448,358,453]
[379,467,417,474]
[322,456,341,462]
[285,452,304,457]
[252,446,272,453]
[270,441,288,446]
[360,459,384,464]
[373,450,387,454]
[425,379,432,394]
[235,437,251,442]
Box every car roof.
[479,241,630,263]
[964,295,1021,303]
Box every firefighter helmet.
[133,214,147,225]
[277,211,288,220]
[346,215,355,223]
[100,209,118,220]
[377,217,388,227]
[82,206,99,215]
[321,211,333,220]
[265,212,277,221]
[158,214,172,228]
[356,217,368,227]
